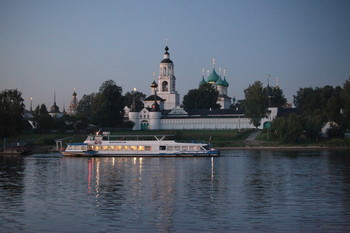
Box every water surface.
[1,150,349,232]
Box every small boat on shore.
[0,145,32,156]
[61,132,219,157]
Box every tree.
[284,114,303,143]
[124,90,146,112]
[0,89,25,137]
[271,114,303,143]
[182,83,220,111]
[342,78,350,130]
[32,104,56,131]
[266,86,287,107]
[294,87,319,115]
[183,89,199,110]
[303,114,323,141]
[76,93,96,120]
[92,80,125,127]
[244,81,269,128]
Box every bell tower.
[157,46,179,109]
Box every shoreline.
[217,146,350,151]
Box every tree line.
[0,80,140,137]
[271,80,350,143]
[1,78,350,143]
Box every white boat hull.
[61,134,219,157]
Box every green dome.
[215,76,225,86]
[199,76,207,86]
[207,68,220,83]
[223,77,229,87]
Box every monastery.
[125,46,278,130]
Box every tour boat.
[61,132,219,157]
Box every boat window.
[145,146,151,151]
[167,146,173,151]
[160,146,166,150]
[189,146,201,151]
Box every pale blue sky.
[1,0,349,109]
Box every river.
[1,150,349,232]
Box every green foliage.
[272,80,350,143]
[124,90,146,111]
[303,114,323,141]
[76,93,96,119]
[0,89,25,137]
[91,80,125,127]
[271,113,303,143]
[244,81,269,128]
[342,78,350,129]
[265,86,287,107]
[294,85,342,123]
[182,83,220,111]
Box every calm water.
[1,150,350,232]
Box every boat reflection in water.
[85,155,216,230]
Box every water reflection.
[0,155,25,232]
[1,151,350,232]
[83,156,217,231]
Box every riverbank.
[2,129,349,154]
[218,146,350,150]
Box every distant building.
[156,46,180,110]
[199,61,232,109]
[49,93,63,118]
[126,46,279,130]
[68,90,78,115]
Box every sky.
[1,0,349,110]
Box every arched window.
[163,67,166,76]
[162,81,168,92]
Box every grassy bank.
[256,130,350,148]
[2,129,254,152]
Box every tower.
[49,92,61,118]
[128,90,141,130]
[68,90,78,115]
[157,46,180,109]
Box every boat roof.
[92,134,175,137]
[67,143,88,146]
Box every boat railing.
[92,134,176,141]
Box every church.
[125,46,278,130]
